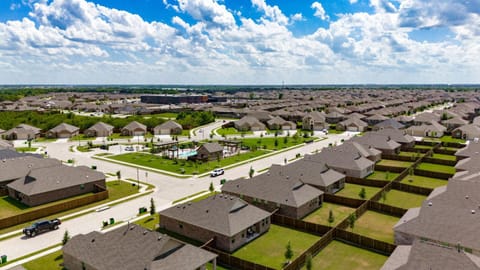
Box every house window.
[231,238,235,244]
[242,233,245,238]
[80,184,85,190]
[179,223,183,229]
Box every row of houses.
[0,120,183,140]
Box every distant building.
[141,95,209,104]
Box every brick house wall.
[330,165,373,179]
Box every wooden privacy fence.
[203,246,275,270]
[414,169,453,180]
[368,201,407,218]
[324,193,365,208]
[346,177,388,188]
[422,157,457,166]
[381,154,419,162]
[283,229,334,270]
[334,229,396,256]
[374,165,405,173]
[434,148,457,155]
[391,181,434,196]
[0,190,108,229]
[272,214,331,236]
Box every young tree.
[305,253,313,270]
[385,171,390,181]
[249,166,255,178]
[62,230,70,246]
[209,182,215,192]
[381,191,387,203]
[274,138,279,148]
[150,198,156,216]
[359,187,366,199]
[116,170,121,182]
[284,241,293,264]
[328,209,335,224]
[348,213,356,229]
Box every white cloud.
[175,0,236,28]
[311,1,329,21]
[291,13,305,22]
[251,0,289,25]
[349,0,358,4]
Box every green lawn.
[414,145,433,150]
[15,147,38,152]
[69,134,96,141]
[22,250,64,270]
[398,151,423,158]
[134,214,160,231]
[417,163,456,174]
[303,202,355,227]
[439,146,461,151]
[377,159,413,168]
[33,137,58,142]
[366,171,400,181]
[348,211,399,244]
[150,112,178,119]
[240,136,314,151]
[328,128,344,134]
[335,183,381,200]
[440,136,466,144]
[107,133,133,140]
[233,225,320,269]
[216,127,253,136]
[379,190,427,209]
[431,153,457,161]
[400,174,448,189]
[108,150,269,175]
[302,240,388,270]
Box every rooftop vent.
[206,210,209,213]
[91,239,95,243]
[143,231,148,235]
[466,195,469,199]
[428,202,433,206]
[472,210,476,214]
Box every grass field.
[380,190,427,209]
[303,240,388,270]
[335,183,381,200]
[377,159,413,168]
[233,225,320,269]
[398,151,422,158]
[348,211,399,243]
[22,250,64,270]
[240,136,313,151]
[216,127,253,136]
[400,174,448,189]
[108,150,268,175]
[15,147,38,152]
[69,134,96,141]
[303,202,355,227]
[366,171,400,181]
[417,163,456,174]
[431,153,456,161]
[414,145,433,150]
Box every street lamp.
[136,167,140,190]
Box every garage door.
[347,126,358,131]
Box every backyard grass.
[216,127,253,136]
[414,145,433,150]
[417,163,456,174]
[431,153,457,161]
[348,211,399,243]
[335,183,381,200]
[366,171,400,181]
[424,136,465,144]
[400,174,448,189]
[302,240,388,270]
[107,150,269,175]
[134,214,160,231]
[377,159,413,168]
[233,225,320,269]
[379,190,427,209]
[15,147,38,152]
[150,112,178,119]
[439,146,462,151]
[398,151,423,158]
[303,202,355,227]
[22,250,64,270]
[240,136,314,151]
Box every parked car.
[23,219,61,237]
[125,146,134,151]
[211,168,225,177]
[322,128,328,134]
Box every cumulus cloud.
[175,0,236,28]
[311,1,329,21]
[291,13,304,22]
[251,0,289,25]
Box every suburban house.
[193,142,223,161]
[234,116,266,131]
[413,112,441,125]
[302,111,326,131]
[373,119,405,131]
[84,122,114,137]
[153,120,183,135]
[382,239,480,270]
[394,179,480,256]
[222,173,324,219]
[365,114,389,126]
[0,139,13,150]
[352,133,402,155]
[159,195,271,252]
[394,115,414,126]
[7,165,106,206]
[442,117,469,131]
[305,146,375,179]
[246,110,273,123]
[268,161,346,194]
[121,121,147,136]
[347,112,366,120]
[373,129,416,149]
[455,141,480,160]
[336,118,368,132]
[266,116,296,130]
[452,124,480,140]
[2,124,41,140]
[63,225,217,270]
[405,121,446,138]
[46,123,80,138]
[325,111,345,124]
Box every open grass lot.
[366,171,400,181]
[0,180,139,235]
[240,136,314,151]
[417,162,456,174]
[335,183,381,200]
[216,127,253,136]
[380,190,427,209]
[348,211,399,243]
[377,159,413,168]
[233,224,320,269]
[22,250,64,270]
[400,174,448,189]
[107,133,133,140]
[302,240,388,270]
[414,145,433,150]
[108,150,268,175]
[431,153,457,161]
[303,202,355,227]
[33,137,58,142]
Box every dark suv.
[23,219,61,237]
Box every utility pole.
[136,167,140,190]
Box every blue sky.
[0,0,478,84]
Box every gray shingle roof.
[48,123,79,133]
[374,119,405,130]
[0,156,61,183]
[373,129,415,144]
[456,142,480,158]
[122,121,147,131]
[159,195,271,236]
[86,121,114,133]
[306,144,375,171]
[268,161,345,188]
[155,120,182,130]
[352,133,402,151]
[198,142,223,153]
[63,225,216,270]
